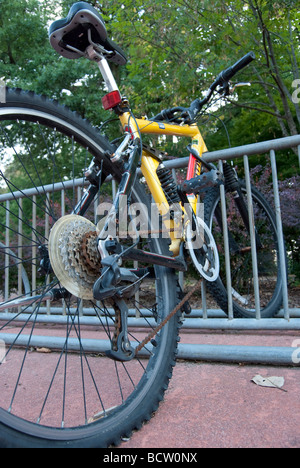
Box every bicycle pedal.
[181,169,223,194]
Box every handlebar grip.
[219,52,256,82]
[232,52,256,74]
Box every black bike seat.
[49,2,127,65]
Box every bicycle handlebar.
[217,52,256,84]
[151,52,256,123]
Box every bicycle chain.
[134,278,202,355]
[112,305,122,351]
[55,217,200,354]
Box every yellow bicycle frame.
[119,112,208,256]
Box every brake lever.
[229,82,251,94]
[180,109,192,124]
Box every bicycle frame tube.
[119,112,208,255]
[95,57,206,256]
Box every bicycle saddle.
[49,2,127,65]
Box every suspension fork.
[97,139,141,240]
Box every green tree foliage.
[0,0,115,130]
[0,0,299,277]
[103,0,299,173]
[1,0,299,148]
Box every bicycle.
[0,2,283,448]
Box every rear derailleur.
[93,239,147,362]
[93,239,144,301]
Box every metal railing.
[0,134,300,364]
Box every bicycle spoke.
[0,89,179,447]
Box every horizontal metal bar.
[162,134,300,169]
[177,343,299,365]
[0,333,151,358]
[2,313,300,330]
[202,134,300,163]
[15,307,300,318]
[0,178,86,203]
[1,333,298,365]
[180,318,300,330]
[1,135,299,202]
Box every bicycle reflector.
[102,90,122,110]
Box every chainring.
[48,215,101,299]
[186,217,220,282]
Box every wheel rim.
[0,108,176,439]
[209,186,281,314]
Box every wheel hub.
[48,215,101,299]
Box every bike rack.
[0,134,299,365]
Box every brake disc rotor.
[48,214,101,299]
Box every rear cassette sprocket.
[48,215,101,299]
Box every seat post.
[86,45,119,93]
[98,58,119,93]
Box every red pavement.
[1,325,299,448]
[120,329,300,449]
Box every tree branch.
[225,97,288,120]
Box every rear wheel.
[0,88,180,447]
[204,181,283,318]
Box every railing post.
[218,160,234,319]
[5,200,10,313]
[243,155,261,319]
[45,193,50,314]
[32,195,37,297]
[0,135,297,327]
[269,149,290,320]
[201,281,208,319]
[18,199,23,314]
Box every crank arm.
[122,247,187,272]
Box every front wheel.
[0,88,180,447]
[204,181,284,318]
